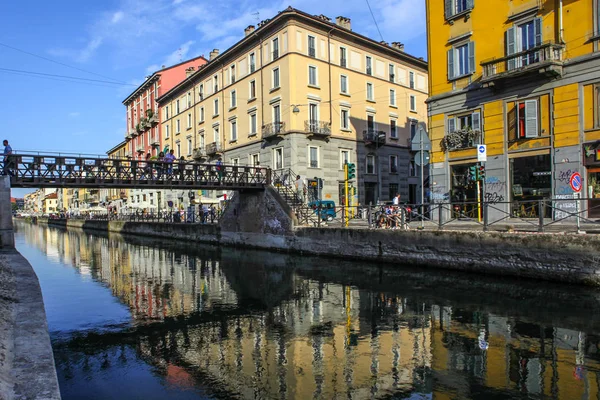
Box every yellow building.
[425,0,600,219]
[106,140,128,213]
[42,192,58,215]
[158,7,428,205]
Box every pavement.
[0,250,60,400]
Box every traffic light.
[318,178,324,189]
[468,165,478,181]
[352,186,357,196]
[478,164,486,180]
[346,163,356,180]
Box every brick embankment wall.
[38,218,600,286]
[0,250,61,400]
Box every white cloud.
[68,112,80,118]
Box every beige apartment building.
[158,7,428,205]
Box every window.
[409,71,415,89]
[165,106,170,119]
[367,83,374,101]
[249,53,256,73]
[595,84,600,129]
[176,142,181,157]
[273,104,281,127]
[272,67,280,89]
[308,103,319,131]
[366,56,372,75]
[340,150,350,169]
[213,126,219,143]
[230,65,236,84]
[309,66,318,86]
[249,113,257,135]
[390,89,396,106]
[409,158,417,177]
[274,147,283,169]
[389,64,395,82]
[340,75,348,94]
[513,99,539,138]
[214,98,219,116]
[340,47,347,67]
[341,109,350,130]
[309,146,319,168]
[176,119,180,133]
[410,95,417,112]
[506,19,542,70]
[187,113,192,128]
[366,155,375,174]
[187,138,192,155]
[199,84,204,100]
[444,0,474,19]
[249,80,256,99]
[176,99,180,114]
[390,155,398,173]
[214,75,219,92]
[272,38,279,60]
[447,110,481,133]
[230,90,236,108]
[390,119,397,138]
[199,107,205,123]
[251,153,260,167]
[230,120,237,141]
[231,158,239,166]
[308,35,316,57]
[165,125,170,138]
[187,92,191,107]
[596,0,600,35]
[447,42,475,79]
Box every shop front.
[583,142,600,218]
[509,154,552,218]
[449,163,480,219]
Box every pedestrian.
[157,151,165,179]
[216,157,223,183]
[2,139,13,176]
[142,153,151,180]
[392,193,401,206]
[164,150,176,176]
[295,175,303,202]
[178,156,186,181]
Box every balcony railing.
[272,49,279,60]
[441,129,482,151]
[309,47,316,58]
[136,146,145,154]
[262,122,286,140]
[149,113,159,125]
[205,142,222,155]
[193,147,207,160]
[340,58,347,67]
[304,120,331,137]
[363,130,386,146]
[481,42,564,84]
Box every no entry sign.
[570,172,582,193]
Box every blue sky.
[2,0,426,197]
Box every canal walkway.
[0,249,60,400]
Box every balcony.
[148,111,159,125]
[480,42,564,86]
[440,129,482,151]
[261,122,286,140]
[363,130,386,146]
[340,58,347,68]
[304,120,331,138]
[150,138,160,147]
[205,142,222,155]
[192,147,207,160]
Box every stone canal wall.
[37,218,600,286]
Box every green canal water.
[14,222,600,399]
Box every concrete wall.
[0,176,14,249]
[39,217,600,286]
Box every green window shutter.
[445,0,453,19]
[466,0,474,10]
[472,111,481,131]
[468,42,475,74]
[506,27,516,71]
[447,48,455,80]
[525,100,539,138]
[448,117,456,134]
[534,18,542,47]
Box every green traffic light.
[347,163,356,180]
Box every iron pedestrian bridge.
[5,153,271,190]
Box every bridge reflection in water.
[15,222,600,400]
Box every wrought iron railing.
[441,129,482,151]
[481,42,564,81]
[193,148,206,159]
[205,142,222,155]
[262,122,286,140]
[304,120,331,136]
[363,130,386,145]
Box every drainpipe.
[559,0,565,44]
[327,28,334,127]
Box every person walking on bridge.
[2,139,12,176]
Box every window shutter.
[468,42,475,74]
[466,0,474,10]
[524,100,538,138]
[448,117,456,133]
[447,48,455,80]
[534,18,542,47]
[472,111,481,131]
[444,0,453,19]
[506,27,516,70]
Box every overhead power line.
[365,0,384,42]
[0,67,137,86]
[0,41,128,84]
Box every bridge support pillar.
[0,176,14,249]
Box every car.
[308,200,336,221]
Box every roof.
[158,6,428,103]
[122,55,208,104]
[44,193,58,200]
[107,140,127,155]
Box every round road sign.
[569,172,582,193]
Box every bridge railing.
[5,154,271,189]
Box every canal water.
[13,222,600,400]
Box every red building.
[123,56,208,159]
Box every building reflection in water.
[15,222,600,399]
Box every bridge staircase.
[271,169,320,226]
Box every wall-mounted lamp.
[292,105,300,114]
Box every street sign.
[415,151,430,166]
[570,172,582,193]
[477,145,487,162]
[411,125,432,151]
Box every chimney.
[244,25,255,36]
[315,14,331,22]
[185,67,195,77]
[391,42,405,51]
[335,16,351,30]
[209,49,220,61]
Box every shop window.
[508,99,539,140]
[595,84,600,129]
